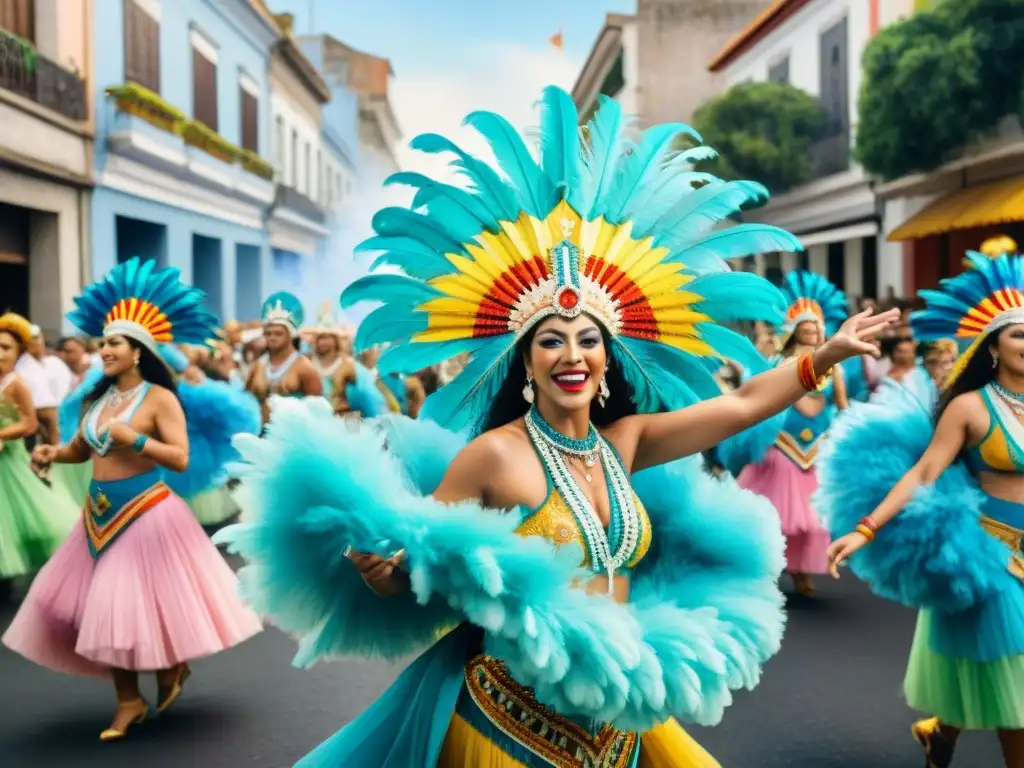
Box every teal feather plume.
[377,337,494,377]
[371,208,466,256]
[407,133,521,221]
[690,272,786,323]
[781,271,848,334]
[356,236,456,281]
[416,337,514,434]
[385,171,499,237]
[537,86,582,204]
[695,324,767,373]
[579,96,627,219]
[600,122,701,223]
[666,224,803,274]
[611,338,712,414]
[463,110,557,218]
[354,306,429,350]
[340,274,442,312]
[651,180,769,249]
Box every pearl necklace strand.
[991,382,1024,417]
[526,409,641,592]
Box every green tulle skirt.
[0,440,80,579]
[49,460,92,507]
[188,485,239,527]
[905,609,1024,730]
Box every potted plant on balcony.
[181,119,242,164]
[238,149,275,181]
[106,82,184,134]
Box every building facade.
[266,13,330,307]
[300,34,400,182]
[0,0,92,338]
[90,0,279,323]
[573,1,774,129]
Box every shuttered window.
[0,0,34,41]
[124,0,160,93]
[192,45,217,130]
[240,87,258,151]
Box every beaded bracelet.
[796,353,830,392]
[855,524,876,542]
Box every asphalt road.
[0,567,1006,767]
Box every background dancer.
[735,271,850,597]
[0,313,79,599]
[3,258,262,742]
[822,251,1024,768]
[246,292,322,424]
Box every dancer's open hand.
[820,308,901,365]
[826,531,870,578]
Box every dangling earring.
[993,353,999,369]
[134,357,140,367]
[522,373,535,404]
[598,374,610,408]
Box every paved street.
[0,565,1005,767]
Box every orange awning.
[888,175,1024,241]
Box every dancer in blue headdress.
[216,87,897,767]
[246,291,322,424]
[3,258,262,741]
[730,271,850,597]
[820,252,1024,768]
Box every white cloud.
[389,42,584,181]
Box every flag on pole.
[549,29,564,50]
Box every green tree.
[692,81,828,194]
[855,0,1024,180]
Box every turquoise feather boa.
[217,398,785,731]
[813,382,1015,612]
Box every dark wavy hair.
[935,328,1000,422]
[84,337,181,409]
[0,328,27,356]
[481,317,639,434]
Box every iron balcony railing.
[0,29,86,121]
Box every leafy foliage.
[856,0,1024,180]
[692,81,828,194]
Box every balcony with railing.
[0,27,85,121]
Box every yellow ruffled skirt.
[439,713,721,767]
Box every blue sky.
[269,0,634,175]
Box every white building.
[267,15,331,296]
[708,0,917,299]
[0,1,93,337]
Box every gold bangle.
[855,524,876,542]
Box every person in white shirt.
[28,326,73,404]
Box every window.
[768,56,789,84]
[191,29,218,130]
[0,0,35,42]
[290,128,298,187]
[124,0,160,93]
[274,115,284,175]
[239,75,259,152]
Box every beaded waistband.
[84,478,170,559]
[461,653,637,768]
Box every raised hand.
[820,308,900,364]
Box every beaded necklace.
[991,381,1024,417]
[83,382,151,456]
[525,408,641,592]
[265,351,299,386]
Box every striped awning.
[888,175,1024,241]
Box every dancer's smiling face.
[794,320,820,348]
[994,323,1024,377]
[525,315,606,412]
[0,330,23,374]
[98,334,139,377]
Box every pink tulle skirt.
[2,492,262,676]
[737,446,830,574]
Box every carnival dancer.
[359,345,427,418]
[3,258,263,741]
[0,313,79,591]
[732,271,850,597]
[922,339,958,390]
[821,251,1024,768]
[217,86,897,767]
[246,291,322,424]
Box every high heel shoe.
[99,698,149,742]
[156,662,191,713]
[912,717,955,768]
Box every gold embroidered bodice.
[514,487,653,570]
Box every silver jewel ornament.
[598,375,610,408]
[522,373,535,404]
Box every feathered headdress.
[66,257,218,354]
[261,291,304,337]
[779,271,848,339]
[341,87,804,434]
[0,312,34,348]
[912,251,1024,385]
